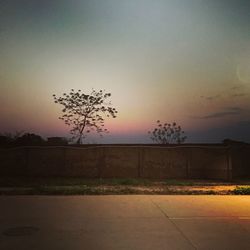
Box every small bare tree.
[53,89,118,144]
[148,120,187,144]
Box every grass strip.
[232,186,250,195]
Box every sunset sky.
[1,0,250,143]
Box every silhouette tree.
[0,132,45,146]
[15,133,45,146]
[0,131,24,146]
[53,89,118,144]
[148,120,187,144]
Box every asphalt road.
[0,195,250,250]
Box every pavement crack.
[149,198,197,250]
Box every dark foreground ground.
[1,195,250,250]
[0,177,250,195]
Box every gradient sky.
[1,0,250,143]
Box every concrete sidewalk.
[0,196,250,250]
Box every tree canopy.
[53,89,118,144]
[148,120,187,144]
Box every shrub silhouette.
[148,120,187,144]
[15,133,45,146]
